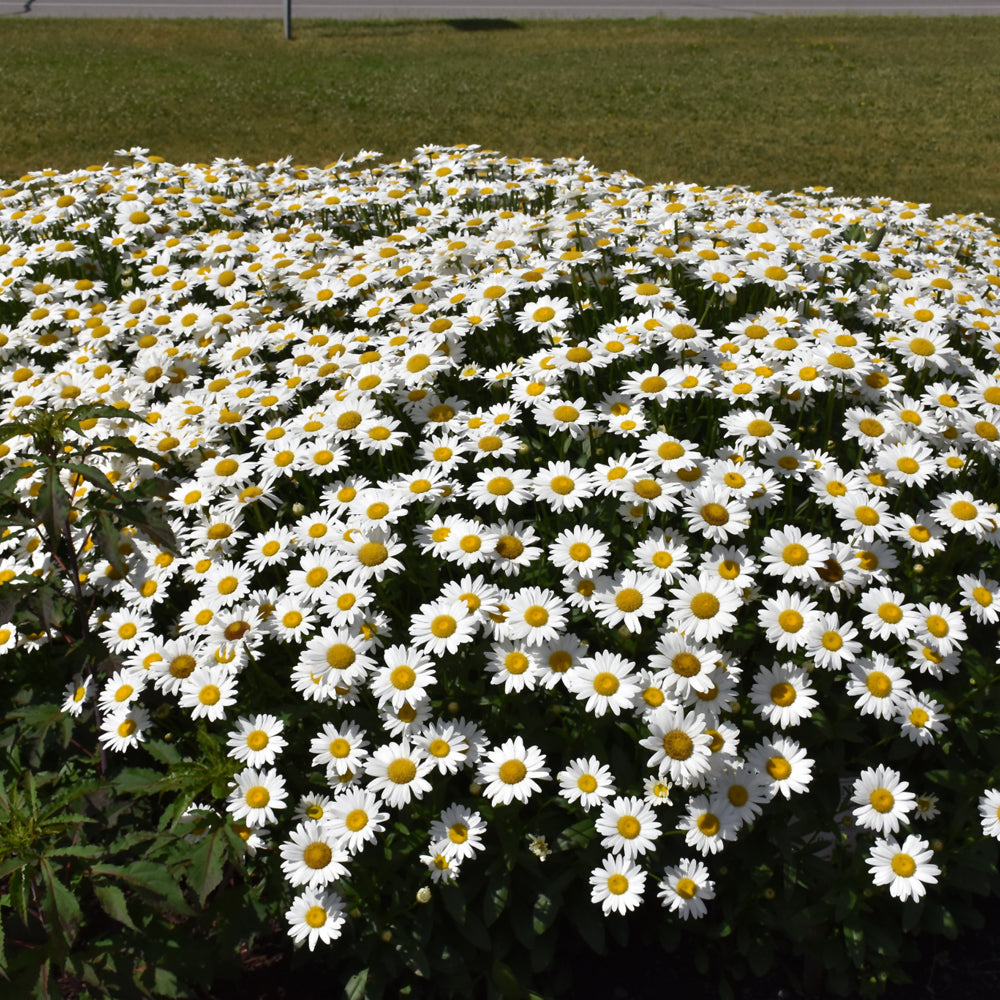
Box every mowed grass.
[3,15,1000,221]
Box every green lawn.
[3,15,1000,222]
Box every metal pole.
[284,0,292,39]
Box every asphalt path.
[2,0,999,18]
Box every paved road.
[3,0,999,17]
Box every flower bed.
[1,145,999,998]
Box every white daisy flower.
[477,736,549,806]
[666,572,743,644]
[564,650,640,717]
[866,835,939,902]
[285,889,346,950]
[640,706,714,789]
[595,795,662,861]
[365,739,434,809]
[848,760,917,840]
[658,858,716,919]
[327,789,389,855]
[591,570,666,634]
[977,788,1000,840]
[677,795,739,856]
[227,767,288,827]
[847,656,912,720]
[589,855,647,915]
[429,804,487,862]
[749,661,818,728]
[547,524,611,579]
[409,598,478,656]
[280,820,350,888]
[557,756,617,811]
[226,714,287,767]
[745,735,814,800]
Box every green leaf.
[8,865,31,924]
[482,872,509,926]
[38,856,82,948]
[531,891,557,936]
[185,824,229,906]
[343,969,369,1000]
[866,225,887,250]
[491,959,525,1000]
[61,461,122,499]
[91,510,128,578]
[152,966,180,998]
[115,502,180,554]
[93,883,138,931]
[35,466,70,550]
[89,861,194,917]
[570,902,606,954]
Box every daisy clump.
[2,144,1000,995]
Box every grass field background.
[3,15,1000,222]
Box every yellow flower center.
[246,730,269,751]
[345,809,368,832]
[690,594,720,619]
[593,672,620,696]
[607,874,629,895]
[617,816,641,839]
[326,643,356,671]
[870,789,895,813]
[498,760,527,784]
[303,842,333,869]
[866,671,892,697]
[245,786,270,809]
[696,812,720,836]
[386,758,417,784]
[390,665,416,689]
[766,756,791,781]
[783,543,808,566]
[358,541,388,566]
[770,682,797,707]
[891,853,916,878]
[662,730,694,760]
[675,876,697,899]
[431,615,457,638]
[199,685,221,705]
[615,588,643,613]
[524,605,549,627]
[950,500,978,520]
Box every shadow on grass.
[443,18,522,31]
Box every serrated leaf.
[115,502,180,554]
[9,866,31,925]
[114,767,165,794]
[152,966,180,998]
[38,856,82,946]
[186,824,228,906]
[93,883,138,931]
[89,861,194,917]
[143,740,182,766]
